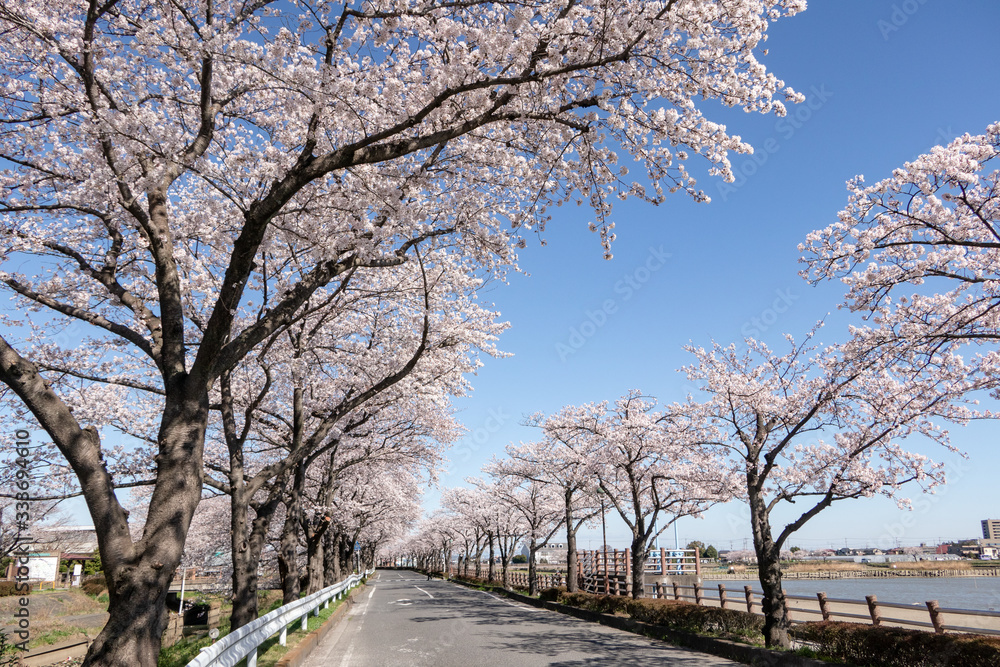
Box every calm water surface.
[721,577,1000,611]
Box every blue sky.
[435,0,1000,551]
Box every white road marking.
[338,580,374,667]
[368,589,375,600]
[477,590,540,612]
[413,586,434,599]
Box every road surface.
[302,570,742,666]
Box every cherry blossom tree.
[541,392,728,598]
[482,464,565,595]
[484,440,598,592]
[801,123,1000,384]
[201,247,495,623]
[440,486,493,578]
[0,1,804,662]
[503,434,600,593]
[682,332,989,648]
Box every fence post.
[660,548,666,575]
[866,595,881,627]
[279,625,288,646]
[718,584,727,609]
[817,592,830,621]
[301,613,308,632]
[603,550,609,594]
[695,547,701,578]
[782,589,792,623]
[673,581,680,601]
[744,586,754,613]
[926,600,945,634]
[655,582,663,599]
[694,582,703,606]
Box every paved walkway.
[302,570,742,666]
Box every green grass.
[28,627,88,649]
[157,617,231,667]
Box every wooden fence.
[507,571,565,590]
[644,581,1000,636]
[577,548,701,595]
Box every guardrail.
[186,569,372,667]
[642,581,1000,636]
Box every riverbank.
[704,567,1000,580]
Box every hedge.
[549,589,764,639]
[81,574,107,597]
[462,579,1000,666]
[791,621,1000,667]
[0,581,22,597]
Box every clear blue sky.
[434,0,1000,552]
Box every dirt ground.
[0,589,108,648]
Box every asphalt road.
[301,569,742,666]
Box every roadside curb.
[275,580,367,667]
[450,579,848,667]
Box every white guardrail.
[186,569,372,667]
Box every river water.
[720,577,1000,612]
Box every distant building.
[982,519,1000,540]
[535,543,567,564]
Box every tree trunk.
[305,535,325,594]
[323,530,339,585]
[277,509,300,604]
[527,539,539,595]
[630,537,645,599]
[487,534,495,582]
[228,473,284,630]
[277,464,305,604]
[228,489,257,630]
[82,392,209,667]
[565,493,578,592]
[749,484,790,648]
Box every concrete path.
[301,569,743,666]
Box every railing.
[186,570,371,667]
[508,571,565,590]
[641,581,1000,636]
[577,548,700,595]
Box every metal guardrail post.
[186,570,371,667]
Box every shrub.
[81,575,106,597]
[539,586,565,602]
[549,589,763,641]
[791,621,1000,667]
[623,598,764,637]
[0,581,23,598]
